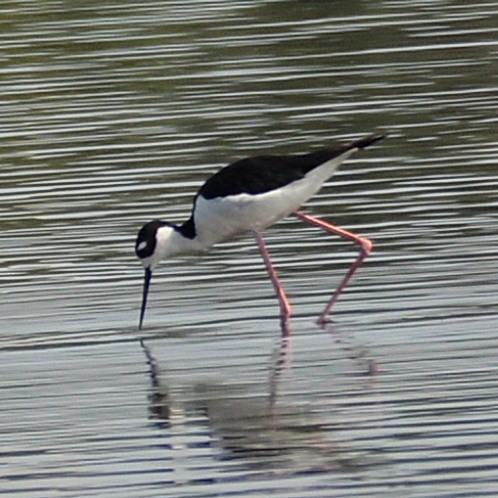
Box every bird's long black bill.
[139,268,152,330]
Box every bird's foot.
[316,314,333,329]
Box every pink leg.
[253,229,291,337]
[293,210,373,325]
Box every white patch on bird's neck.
[140,224,201,271]
[152,224,204,266]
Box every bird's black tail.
[351,133,386,150]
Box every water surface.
[1,1,498,496]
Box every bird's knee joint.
[360,237,373,253]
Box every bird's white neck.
[153,224,205,264]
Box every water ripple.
[1,1,498,496]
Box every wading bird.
[135,134,384,335]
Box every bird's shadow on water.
[139,323,382,477]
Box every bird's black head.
[135,219,171,330]
[135,219,175,261]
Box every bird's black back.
[199,147,347,200]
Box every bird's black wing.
[199,148,341,199]
[199,134,384,200]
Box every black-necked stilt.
[135,133,384,334]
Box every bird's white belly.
[194,174,323,248]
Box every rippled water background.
[1,1,497,496]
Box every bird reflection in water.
[139,336,379,475]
